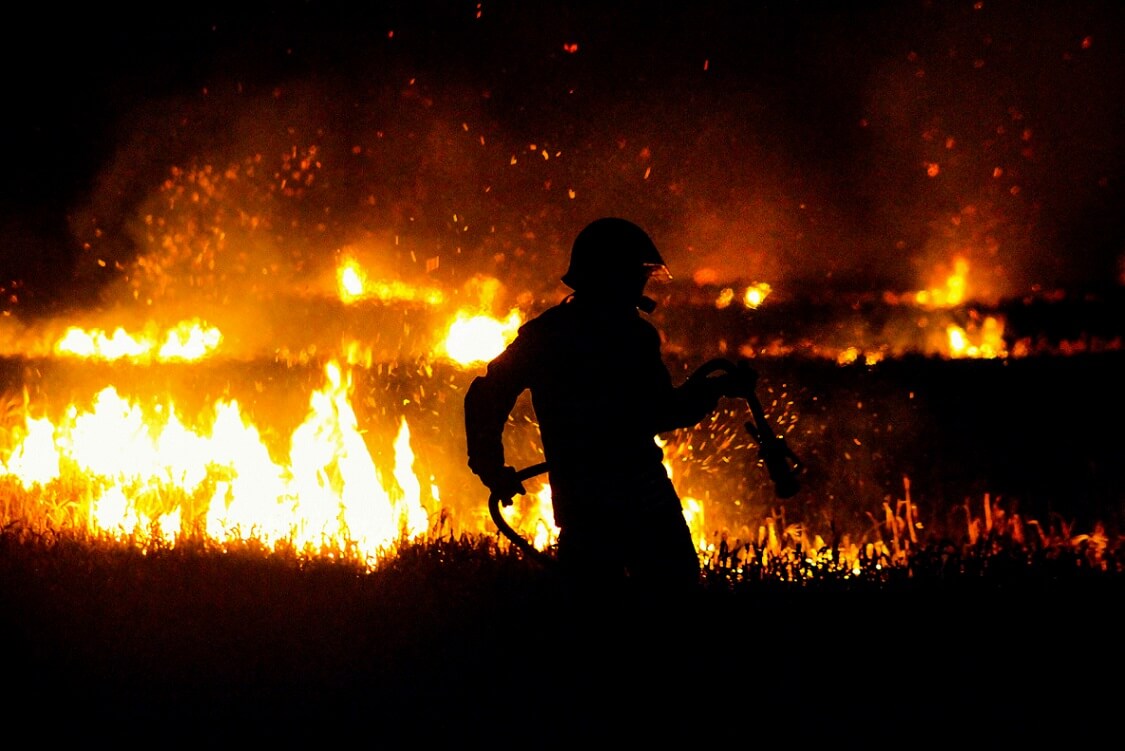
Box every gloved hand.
[480,465,526,506]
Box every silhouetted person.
[464,217,736,597]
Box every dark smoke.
[1,1,1122,320]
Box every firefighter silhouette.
[464,217,738,592]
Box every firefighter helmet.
[561,217,670,292]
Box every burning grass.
[0,310,1121,739]
[1,346,1122,590]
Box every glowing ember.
[836,347,885,366]
[743,282,772,309]
[715,283,773,310]
[442,309,523,366]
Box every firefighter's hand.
[481,465,526,506]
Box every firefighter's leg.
[625,503,702,592]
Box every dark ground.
[2,531,1121,746]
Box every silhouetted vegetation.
[2,519,1121,744]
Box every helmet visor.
[643,262,672,283]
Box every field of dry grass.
[1,349,1121,743]
[2,523,1121,745]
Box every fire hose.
[488,461,552,566]
[487,357,801,561]
[689,357,802,500]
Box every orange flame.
[715,282,773,310]
[915,256,970,308]
[1,361,430,567]
[498,479,559,553]
[441,308,523,366]
[53,319,223,362]
[335,256,444,306]
[945,316,1007,359]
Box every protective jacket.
[464,294,718,529]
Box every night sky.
[2,0,1123,316]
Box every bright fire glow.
[499,479,559,552]
[946,316,1007,359]
[336,257,444,306]
[743,282,772,309]
[0,361,430,567]
[656,435,707,548]
[493,435,703,556]
[53,319,223,362]
[915,256,969,308]
[715,282,773,310]
[339,262,365,299]
[442,309,523,366]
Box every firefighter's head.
[562,218,670,306]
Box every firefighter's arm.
[653,362,754,433]
[463,350,529,504]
